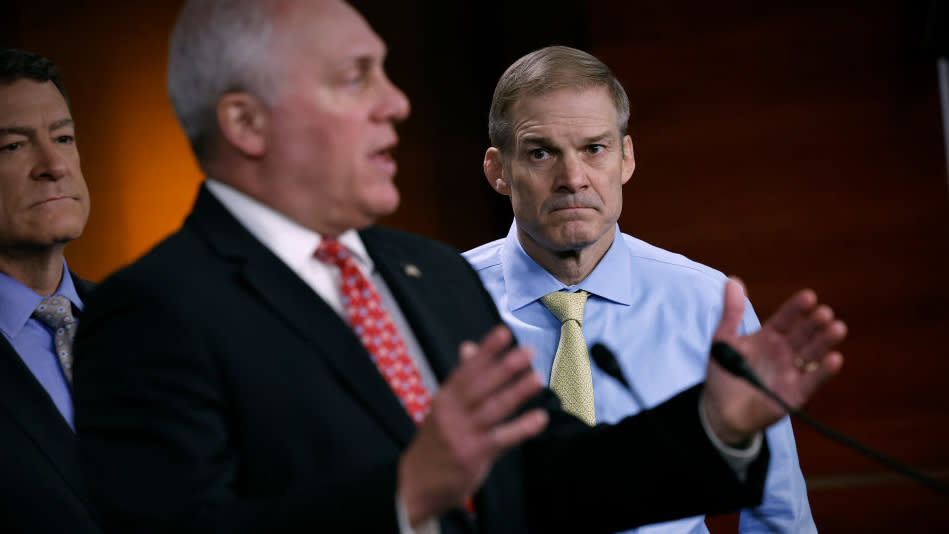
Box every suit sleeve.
[73,274,403,533]
[520,384,770,533]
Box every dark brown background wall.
[5,1,948,531]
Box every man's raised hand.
[702,279,846,444]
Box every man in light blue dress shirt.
[465,46,817,533]
[0,48,100,532]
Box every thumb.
[713,277,746,342]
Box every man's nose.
[375,72,411,123]
[30,141,69,181]
[556,153,589,192]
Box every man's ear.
[484,147,511,195]
[216,93,267,158]
[621,134,635,185]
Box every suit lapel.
[0,336,91,509]
[360,228,460,383]
[187,186,417,445]
[70,272,95,301]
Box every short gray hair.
[488,45,630,154]
[167,0,276,162]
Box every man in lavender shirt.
[0,48,100,532]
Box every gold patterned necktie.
[540,290,595,425]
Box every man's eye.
[587,144,605,154]
[56,135,75,144]
[529,148,549,160]
[342,69,369,87]
[0,142,22,152]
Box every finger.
[713,278,747,342]
[452,325,514,378]
[459,341,478,362]
[792,351,844,405]
[797,319,848,363]
[785,304,834,351]
[452,345,535,408]
[466,325,515,370]
[479,324,515,353]
[487,408,549,454]
[447,338,498,402]
[467,346,536,407]
[469,364,543,429]
[765,288,817,334]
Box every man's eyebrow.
[518,135,553,147]
[50,118,74,131]
[0,119,73,138]
[580,132,613,145]
[518,132,615,148]
[0,125,34,137]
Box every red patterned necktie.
[315,238,431,424]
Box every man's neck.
[517,226,615,287]
[0,247,67,296]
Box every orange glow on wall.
[17,1,198,282]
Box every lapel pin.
[403,263,422,278]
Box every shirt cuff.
[396,494,440,534]
[698,397,763,482]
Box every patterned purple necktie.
[33,295,76,383]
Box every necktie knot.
[33,295,75,329]
[540,290,589,325]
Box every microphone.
[590,343,631,390]
[591,343,649,412]
[709,341,766,391]
[708,341,949,496]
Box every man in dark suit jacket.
[73,1,846,533]
[0,49,100,532]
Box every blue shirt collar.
[500,222,633,312]
[0,259,83,339]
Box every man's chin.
[532,231,594,253]
[370,188,401,217]
[547,227,617,254]
[46,230,84,247]
[551,226,599,247]
[351,196,400,230]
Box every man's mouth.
[370,142,398,176]
[32,195,75,207]
[550,202,595,214]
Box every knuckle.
[479,396,501,420]
[502,350,527,372]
